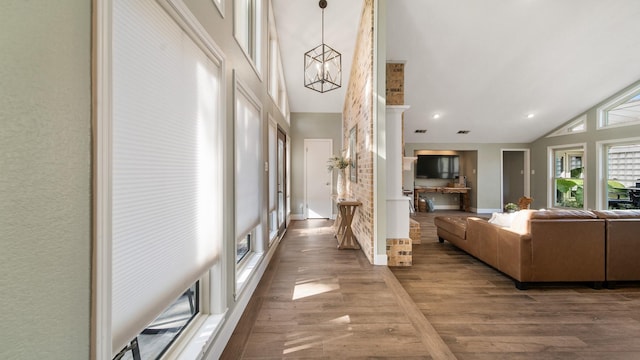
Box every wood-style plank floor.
[223,212,640,359]
[393,211,640,360]
[221,219,453,359]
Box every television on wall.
[416,155,460,179]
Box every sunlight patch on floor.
[292,281,340,300]
[282,333,354,355]
[327,315,351,324]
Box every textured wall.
[0,1,92,359]
[342,0,375,262]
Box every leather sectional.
[434,209,639,289]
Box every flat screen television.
[416,155,460,179]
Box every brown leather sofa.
[435,210,606,289]
[592,210,640,284]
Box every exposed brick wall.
[343,0,375,263]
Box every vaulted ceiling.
[273,0,640,143]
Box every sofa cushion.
[530,209,597,219]
[592,210,640,219]
[434,216,467,239]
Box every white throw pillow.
[488,212,517,227]
[509,209,536,234]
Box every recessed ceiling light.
[432,113,441,119]
[527,113,535,119]
[415,129,427,133]
[457,130,470,134]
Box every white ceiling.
[271,0,363,114]
[273,0,640,143]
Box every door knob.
[326,182,330,185]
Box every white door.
[305,139,333,218]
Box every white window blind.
[269,121,277,211]
[112,0,222,354]
[235,80,262,240]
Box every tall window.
[267,0,289,117]
[268,118,278,242]
[552,147,585,208]
[598,84,640,128]
[234,75,262,264]
[235,0,262,75]
[106,0,224,358]
[605,143,640,209]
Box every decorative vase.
[337,168,347,199]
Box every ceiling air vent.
[457,130,470,134]
[414,129,427,133]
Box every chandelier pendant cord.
[321,6,325,81]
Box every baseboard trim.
[434,205,461,210]
[476,208,501,214]
[374,254,388,266]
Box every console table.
[335,200,362,249]
[414,186,471,212]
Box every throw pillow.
[509,209,536,234]
[488,212,517,227]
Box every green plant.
[504,202,518,212]
[327,155,350,172]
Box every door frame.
[303,139,333,219]
[277,127,287,235]
[500,148,531,209]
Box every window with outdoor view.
[606,143,640,209]
[234,0,262,75]
[598,84,640,128]
[553,148,585,208]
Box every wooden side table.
[335,200,362,249]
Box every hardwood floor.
[393,211,640,360]
[221,219,453,359]
[222,212,640,359]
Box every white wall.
[0,1,92,358]
[290,112,343,218]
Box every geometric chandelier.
[304,0,342,93]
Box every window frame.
[212,0,225,18]
[547,143,587,209]
[266,0,289,118]
[596,136,640,210]
[233,72,265,298]
[546,114,587,137]
[94,1,228,358]
[234,0,263,78]
[597,83,640,129]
